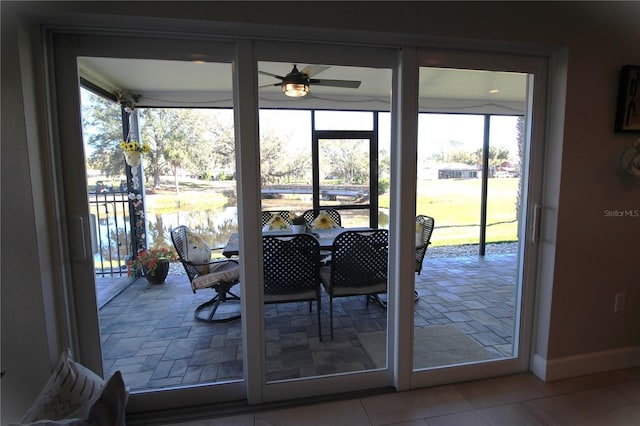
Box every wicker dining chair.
[171,225,241,323]
[415,215,435,274]
[263,233,323,341]
[319,229,388,339]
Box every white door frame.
[47,24,553,413]
[405,48,549,389]
[243,40,397,404]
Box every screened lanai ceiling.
[77,57,527,115]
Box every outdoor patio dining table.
[221,227,373,258]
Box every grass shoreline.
[91,176,521,247]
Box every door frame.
[46,25,552,413]
[312,129,379,228]
[248,41,397,404]
[48,31,248,412]
[404,48,549,390]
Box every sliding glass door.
[253,51,395,402]
[51,32,247,412]
[50,28,547,413]
[408,50,546,388]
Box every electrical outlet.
[615,293,626,312]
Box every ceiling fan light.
[282,82,309,97]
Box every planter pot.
[292,224,306,234]
[124,151,141,167]
[143,261,170,285]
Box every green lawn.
[379,178,521,246]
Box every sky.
[260,110,521,160]
[81,85,521,166]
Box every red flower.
[126,247,177,277]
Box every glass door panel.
[318,137,370,211]
[78,57,243,392]
[414,67,529,370]
[486,115,523,247]
[259,109,314,215]
[257,61,390,383]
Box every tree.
[429,140,465,163]
[449,150,477,165]
[81,89,125,178]
[473,146,511,173]
[378,148,390,179]
[204,110,236,178]
[490,146,511,173]
[83,96,239,193]
[515,116,525,219]
[320,140,369,184]
[259,130,309,184]
[139,108,219,192]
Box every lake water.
[92,203,390,272]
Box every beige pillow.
[311,211,340,229]
[16,370,128,426]
[263,214,291,231]
[19,349,104,423]
[185,230,211,275]
[86,371,128,426]
[416,222,424,247]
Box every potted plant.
[127,247,177,285]
[290,213,307,234]
[119,140,151,167]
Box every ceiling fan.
[259,64,362,97]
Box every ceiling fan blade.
[258,83,281,89]
[258,70,284,80]
[310,78,361,89]
[300,65,330,78]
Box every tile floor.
[137,367,640,425]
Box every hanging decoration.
[120,141,151,167]
[621,138,640,178]
[117,97,148,257]
[118,101,151,167]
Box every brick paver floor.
[98,250,518,391]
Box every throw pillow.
[19,349,104,423]
[416,222,424,247]
[87,371,128,426]
[185,230,211,275]
[15,370,128,426]
[310,211,340,230]
[263,214,291,231]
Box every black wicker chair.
[302,209,342,229]
[415,215,435,274]
[263,234,323,340]
[319,229,388,339]
[171,225,241,323]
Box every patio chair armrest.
[189,258,237,267]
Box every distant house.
[437,163,482,179]
[495,160,520,177]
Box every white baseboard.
[532,346,640,382]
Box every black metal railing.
[88,190,133,276]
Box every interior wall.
[1,7,57,422]
[2,1,640,423]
